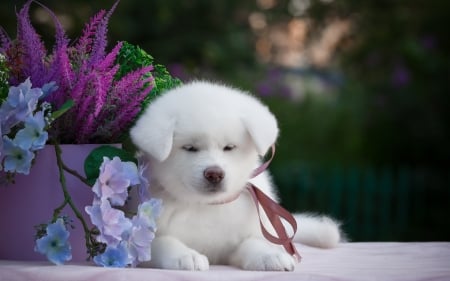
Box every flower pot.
[0,144,116,262]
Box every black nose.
[203,166,225,184]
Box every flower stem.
[53,143,94,256]
[61,162,92,187]
[52,200,68,220]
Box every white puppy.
[130,81,341,271]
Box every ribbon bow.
[247,145,301,262]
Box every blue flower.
[40,81,59,99]
[35,219,72,265]
[126,223,155,265]
[86,156,162,267]
[124,199,161,265]
[135,199,162,231]
[85,199,132,246]
[93,242,129,267]
[1,136,35,174]
[14,111,48,151]
[6,78,42,108]
[0,78,43,133]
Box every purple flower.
[14,111,48,151]
[85,199,132,246]
[93,242,129,268]
[126,222,155,265]
[124,199,161,265]
[92,157,140,206]
[86,156,162,267]
[1,136,35,174]
[3,1,155,144]
[35,218,72,265]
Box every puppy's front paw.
[243,252,296,271]
[147,236,210,271]
[168,251,209,271]
[230,238,297,271]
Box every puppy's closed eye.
[223,145,236,151]
[182,145,199,152]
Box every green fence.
[273,164,450,242]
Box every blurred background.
[1,0,449,242]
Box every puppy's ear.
[130,107,175,162]
[241,99,279,156]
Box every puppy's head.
[130,81,278,204]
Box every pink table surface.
[1,242,449,281]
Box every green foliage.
[50,100,74,121]
[306,0,450,166]
[115,41,182,109]
[149,63,182,103]
[0,54,8,102]
[115,41,154,80]
[265,83,366,169]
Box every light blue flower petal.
[46,219,70,241]
[14,128,34,150]
[30,111,46,130]
[47,244,72,265]
[121,162,140,185]
[2,138,35,175]
[34,219,72,265]
[85,200,103,229]
[137,199,162,230]
[14,111,48,151]
[94,243,129,267]
[35,235,53,254]
[41,81,58,99]
[31,131,48,151]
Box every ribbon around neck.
[248,145,301,262]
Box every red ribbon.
[248,145,301,262]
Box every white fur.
[130,81,342,271]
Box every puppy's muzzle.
[203,166,225,185]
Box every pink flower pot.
[0,144,114,262]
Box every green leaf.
[0,56,10,102]
[114,41,182,104]
[51,99,74,120]
[142,64,182,110]
[115,41,154,80]
[83,145,137,186]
